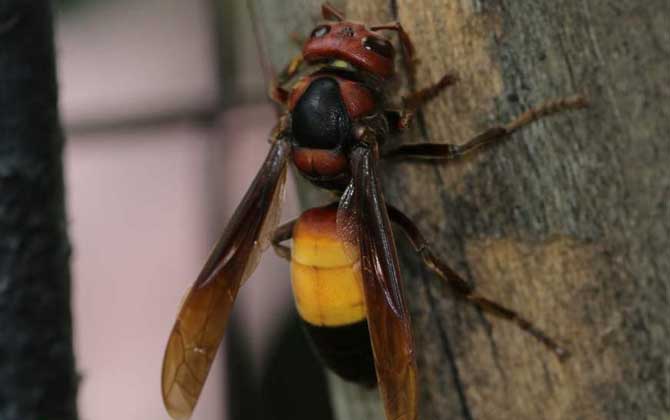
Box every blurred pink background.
[57,1,298,418]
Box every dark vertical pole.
[0,2,78,420]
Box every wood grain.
[248,0,670,418]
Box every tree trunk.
[249,0,669,419]
[0,2,78,420]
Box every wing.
[338,145,418,420]
[161,139,291,420]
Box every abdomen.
[290,204,376,385]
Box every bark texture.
[249,0,669,419]
[0,2,78,420]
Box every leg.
[387,205,570,360]
[372,20,459,117]
[271,219,296,261]
[269,52,304,106]
[371,21,417,83]
[400,73,460,130]
[385,95,588,160]
[322,2,345,21]
[269,13,315,106]
[385,73,459,132]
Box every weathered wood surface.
[249,0,670,419]
[0,1,78,420]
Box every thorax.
[288,70,381,190]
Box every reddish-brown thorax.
[292,148,348,178]
[288,72,377,183]
[287,74,376,118]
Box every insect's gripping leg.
[397,73,459,130]
[271,219,296,261]
[322,2,345,21]
[372,20,457,131]
[269,53,304,106]
[388,205,570,360]
[371,21,417,81]
[385,94,588,159]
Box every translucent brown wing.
[161,139,290,420]
[338,145,418,420]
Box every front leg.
[371,21,417,84]
[400,73,459,130]
[385,95,588,160]
[269,53,304,106]
[372,21,457,131]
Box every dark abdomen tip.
[302,320,377,386]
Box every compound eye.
[362,36,394,59]
[310,25,330,38]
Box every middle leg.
[388,205,569,360]
[385,95,588,160]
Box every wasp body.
[161,3,587,420]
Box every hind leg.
[388,205,569,360]
[270,219,297,261]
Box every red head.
[302,4,399,79]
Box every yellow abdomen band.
[290,206,366,327]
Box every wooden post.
[0,2,78,420]
[249,0,669,418]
